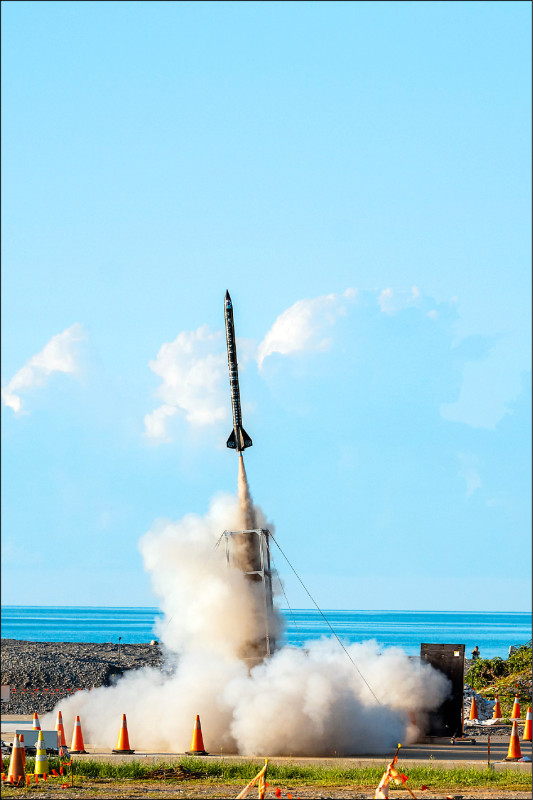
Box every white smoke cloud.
[256,288,357,370]
[138,492,270,659]
[1,324,85,413]
[43,482,450,756]
[144,325,227,441]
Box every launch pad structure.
[223,528,275,659]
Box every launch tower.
[223,528,276,663]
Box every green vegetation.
[3,757,531,790]
[467,640,532,716]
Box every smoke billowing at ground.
[43,466,450,755]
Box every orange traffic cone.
[56,710,67,747]
[32,712,41,730]
[19,734,26,769]
[511,695,521,719]
[523,707,532,742]
[7,734,26,785]
[504,721,522,760]
[70,715,87,754]
[469,697,479,720]
[493,694,502,719]
[112,714,135,754]
[186,714,208,755]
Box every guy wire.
[265,539,306,648]
[268,531,382,705]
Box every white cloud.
[2,324,85,413]
[440,337,524,429]
[144,286,519,444]
[143,404,179,443]
[144,325,228,441]
[377,287,394,314]
[457,452,482,497]
[257,288,357,369]
[378,286,421,315]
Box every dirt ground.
[2,716,531,798]
[0,779,532,799]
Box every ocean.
[1,607,530,658]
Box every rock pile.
[463,684,496,721]
[1,639,164,715]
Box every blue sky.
[2,1,531,611]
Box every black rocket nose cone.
[225,290,231,301]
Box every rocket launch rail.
[223,528,275,658]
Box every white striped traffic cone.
[523,707,532,742]
[70,715,87,754]
[34,731,49,777]
[56,710,67,747]
[7,734,26,784]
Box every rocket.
[224,290,252,453]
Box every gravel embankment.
[1,639,164,714]
[2,644,526,726]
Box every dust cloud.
[43,468,450,755]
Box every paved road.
[2,716,531,769]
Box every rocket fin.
[240,427,253,449]
[226,427,253,450]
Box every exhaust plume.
[43,471,450,755]
[238,455,257,531]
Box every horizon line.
[1,604,530,614]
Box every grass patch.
[3,757,529,790]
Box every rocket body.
[224,291,252,452]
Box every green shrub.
[467,640,532,701]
